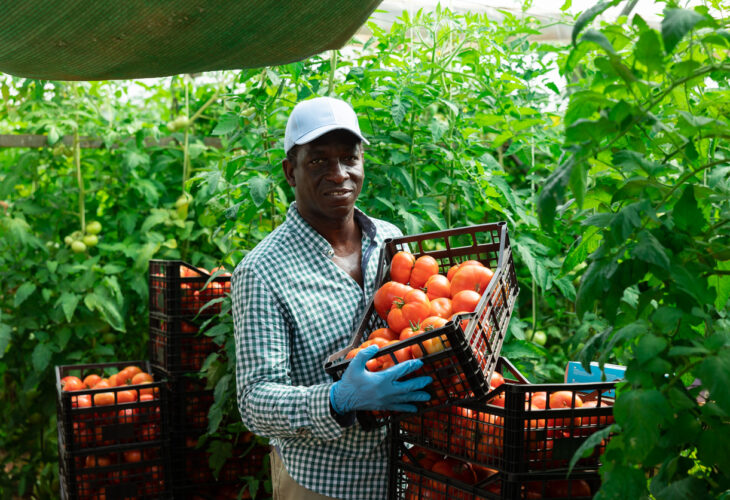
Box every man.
[231,96,431,500]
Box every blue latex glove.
[330,345,432,415]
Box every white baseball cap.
[284,96,369,153]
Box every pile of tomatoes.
[179,265,231,315]
[60,365,162,449]
[402,444,593,500]
[59,365,167,499]
[149,264,231,316]
[400,371,615,482]
[71,447,167,500]
[347,251,495,371]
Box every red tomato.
[368,327,398,342]
[421,316,448,331]
[390,251,416,284]
[61,375,85,391]
[373,281,411,320]
[446,260,483,281]
[450,265,494,296]
[549,391,583,409]
[580,400,615,427]
[409,255,439,289]
[423,274,450,300]
[490,372,505,388]
[82,374,101,389]
[387,306,410,333]
[429,297,452,319]
[451,289,481,313]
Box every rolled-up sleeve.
[231,265,344,441]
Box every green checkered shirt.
[232,203,402,499]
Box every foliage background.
[0,0,728,498]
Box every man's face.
[283,129,364,224]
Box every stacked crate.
[389,357,616,499]
[148,260,267,499]
[323,223,616,498]
[56,361,170,500]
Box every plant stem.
[408,112,417,195]
[182,81,190,193]
[74,128,85,233]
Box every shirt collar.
[285,202,378,256]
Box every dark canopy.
[0,1,382,80]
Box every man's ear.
[282,158,296,187]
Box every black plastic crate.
[149,260,231,317]
[171,437,268,498]
[324,223,519,430]
[60,441,171,500]
[56,361,167,453]
[395,358,616,482]
[163,374,215,433]
[389,440,600,499]
[149,313,221,375]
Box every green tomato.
[71,240,87,253]
[64,235,73,246]
[86,220,102,235]
[531,330,547,346]
[82,234,98,247]
[175,193,192,220]
[102,333,117,344]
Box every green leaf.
[552,276,577,302]
[614,389,670,462]
[572,0,621,46]
[568,425,615,474]
[32,342,53,373]
[500,339,548,359]
[609,201,645,241]
[634,29,664,74]
[635,335,668,364]
[568,158,587,209]
[0,323,11,359]
[662,8,705,54]
[212,114,238,136]
[670,265,713,307]
[581,28,617,55]
[696,350,730,414]
[538,156,574,231]
[141,210,169,233]
[515,241,549,290]
[562,226,602,275]
[390,100,407,126]
[84,292,126,332]
[697,423,730,475]
[652,475,711,500]
[56,292,80,323]
[612,179,669,203]
[632,230,670,269]
[599,463,649,500]
[14,282,37,308]
[207,439,233,478]
[711,260,730,310]
[652,307,684,333]
[248,176,272,207]
[576,260,607,318]
[207,402,223,435]
[603,320,649,360]
[673,186,706,233]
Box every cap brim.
[293,124,370,148]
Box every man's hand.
[330,345,431,415]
